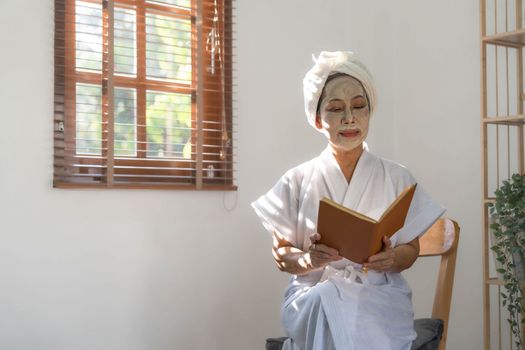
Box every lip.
[338,129,360,137]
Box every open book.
[316,184,417,264]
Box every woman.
[252,51,445,350]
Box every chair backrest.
[418,218,460,350]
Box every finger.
[368,256,394,268]
[367,252,387,263]
[367,254,392,265]
[312,255,339,263]
[310,251,343,264]
[364,259,392,271]
[365,264,386,272]
[383,236,392,249]
[310,250,339,261]
[312,243,339,256]
[311,255,342,268]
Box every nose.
[342,109,355,124]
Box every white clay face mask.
[317,75,370,152]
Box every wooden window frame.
[54,0,235,190]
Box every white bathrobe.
[252,147,445,350]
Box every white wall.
[384,1,482,349]
[0,0,482,349]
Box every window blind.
[53,0,235,190]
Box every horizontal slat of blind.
[55,182,237,191]
[54,0,235,189]
[54,1,237,18]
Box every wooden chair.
[413,218,460,350]
[265,218,460,350]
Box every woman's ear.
[315,114,322,129]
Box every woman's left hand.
[363,236,395,272]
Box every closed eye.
[326,102,345,112]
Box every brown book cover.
[316,184,417,264]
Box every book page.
[320,197,376,224]
[376,184,417,239]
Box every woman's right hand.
[306,233,342,269]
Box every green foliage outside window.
[74,1,192,159]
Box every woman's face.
[316,75,370,152]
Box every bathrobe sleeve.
[392,168,446,245]
[251,169,301,246]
